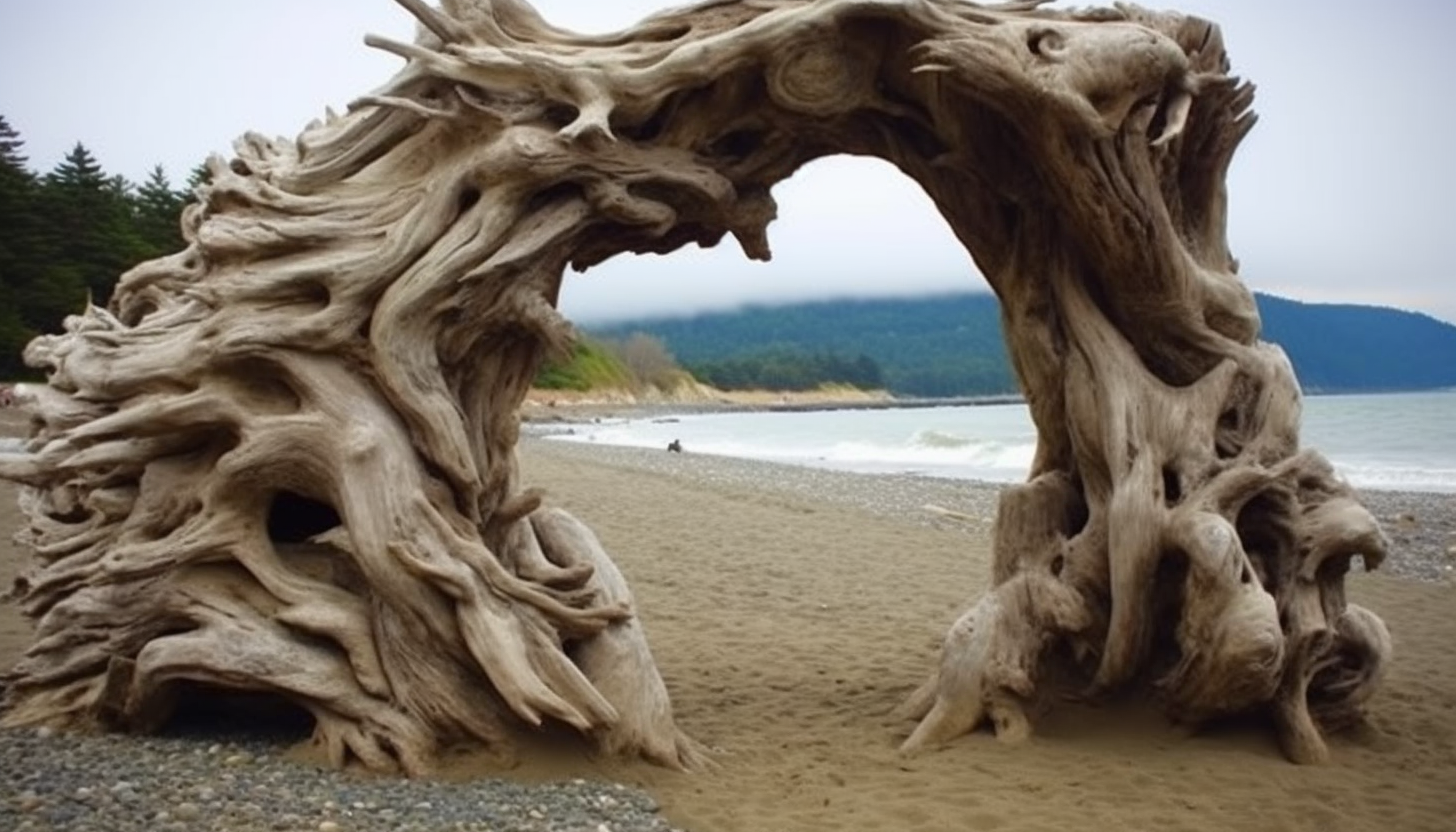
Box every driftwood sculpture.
[0,0,1389,771]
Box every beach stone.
[175,802,203,822]
[17,791,43,813]
[319,821,342,832]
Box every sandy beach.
[2,409,1455,830]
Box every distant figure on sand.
[667,439,682,453]
[0,385,13,408]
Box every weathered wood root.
[896,570,1092,752]
[0,374,697,774]
[891,5,1391,761]
[533,509,707,770]
[0,0,1390,770]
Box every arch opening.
[560,155,987,328]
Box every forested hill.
[595,294,1013,396]
[588,292,1456,397]
[1254,295,1456,392]
[0,115,196,379]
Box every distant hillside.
[588,292,1456,397]
[592,295,1011,397]
[1254,295,1456,392]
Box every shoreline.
[520,388,1024,424]
[522,437,1455,585]
[522,392,1456,492]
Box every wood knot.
[766,34,872,117]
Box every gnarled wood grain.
[0,0,1388,770]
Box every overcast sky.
[1,1,1452,325]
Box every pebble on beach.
[0,726,680,832]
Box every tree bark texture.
[0,0,1389,770]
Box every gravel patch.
[524,437,1456,584]
[1361,490,1456,582]
[0,727,678,832]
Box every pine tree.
[0,127,197,379]
[0,115,28,173]
[0,115,35,278]
[0,115,45,378]
[39,143,148,306]
[184,160,214,203]
[135,164,186,257]
[48,142,107,190]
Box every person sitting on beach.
[0,384,13,408]
[667,439,682,453]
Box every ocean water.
[546,390,1456,494]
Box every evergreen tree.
[134,164,186,257]
[48,142,107,188]
[0,116,46,378]
[106,173,133,199]
[0,115,30,193]
[184,160,214,203]
[0,123,198,379]
[39,142,148,306]
[0,116,35,280]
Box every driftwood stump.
[0,0,1388,771]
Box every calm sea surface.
[549,390,1456,494]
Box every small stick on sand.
[923,504,979,523]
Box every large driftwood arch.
[0,0,1389,771]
